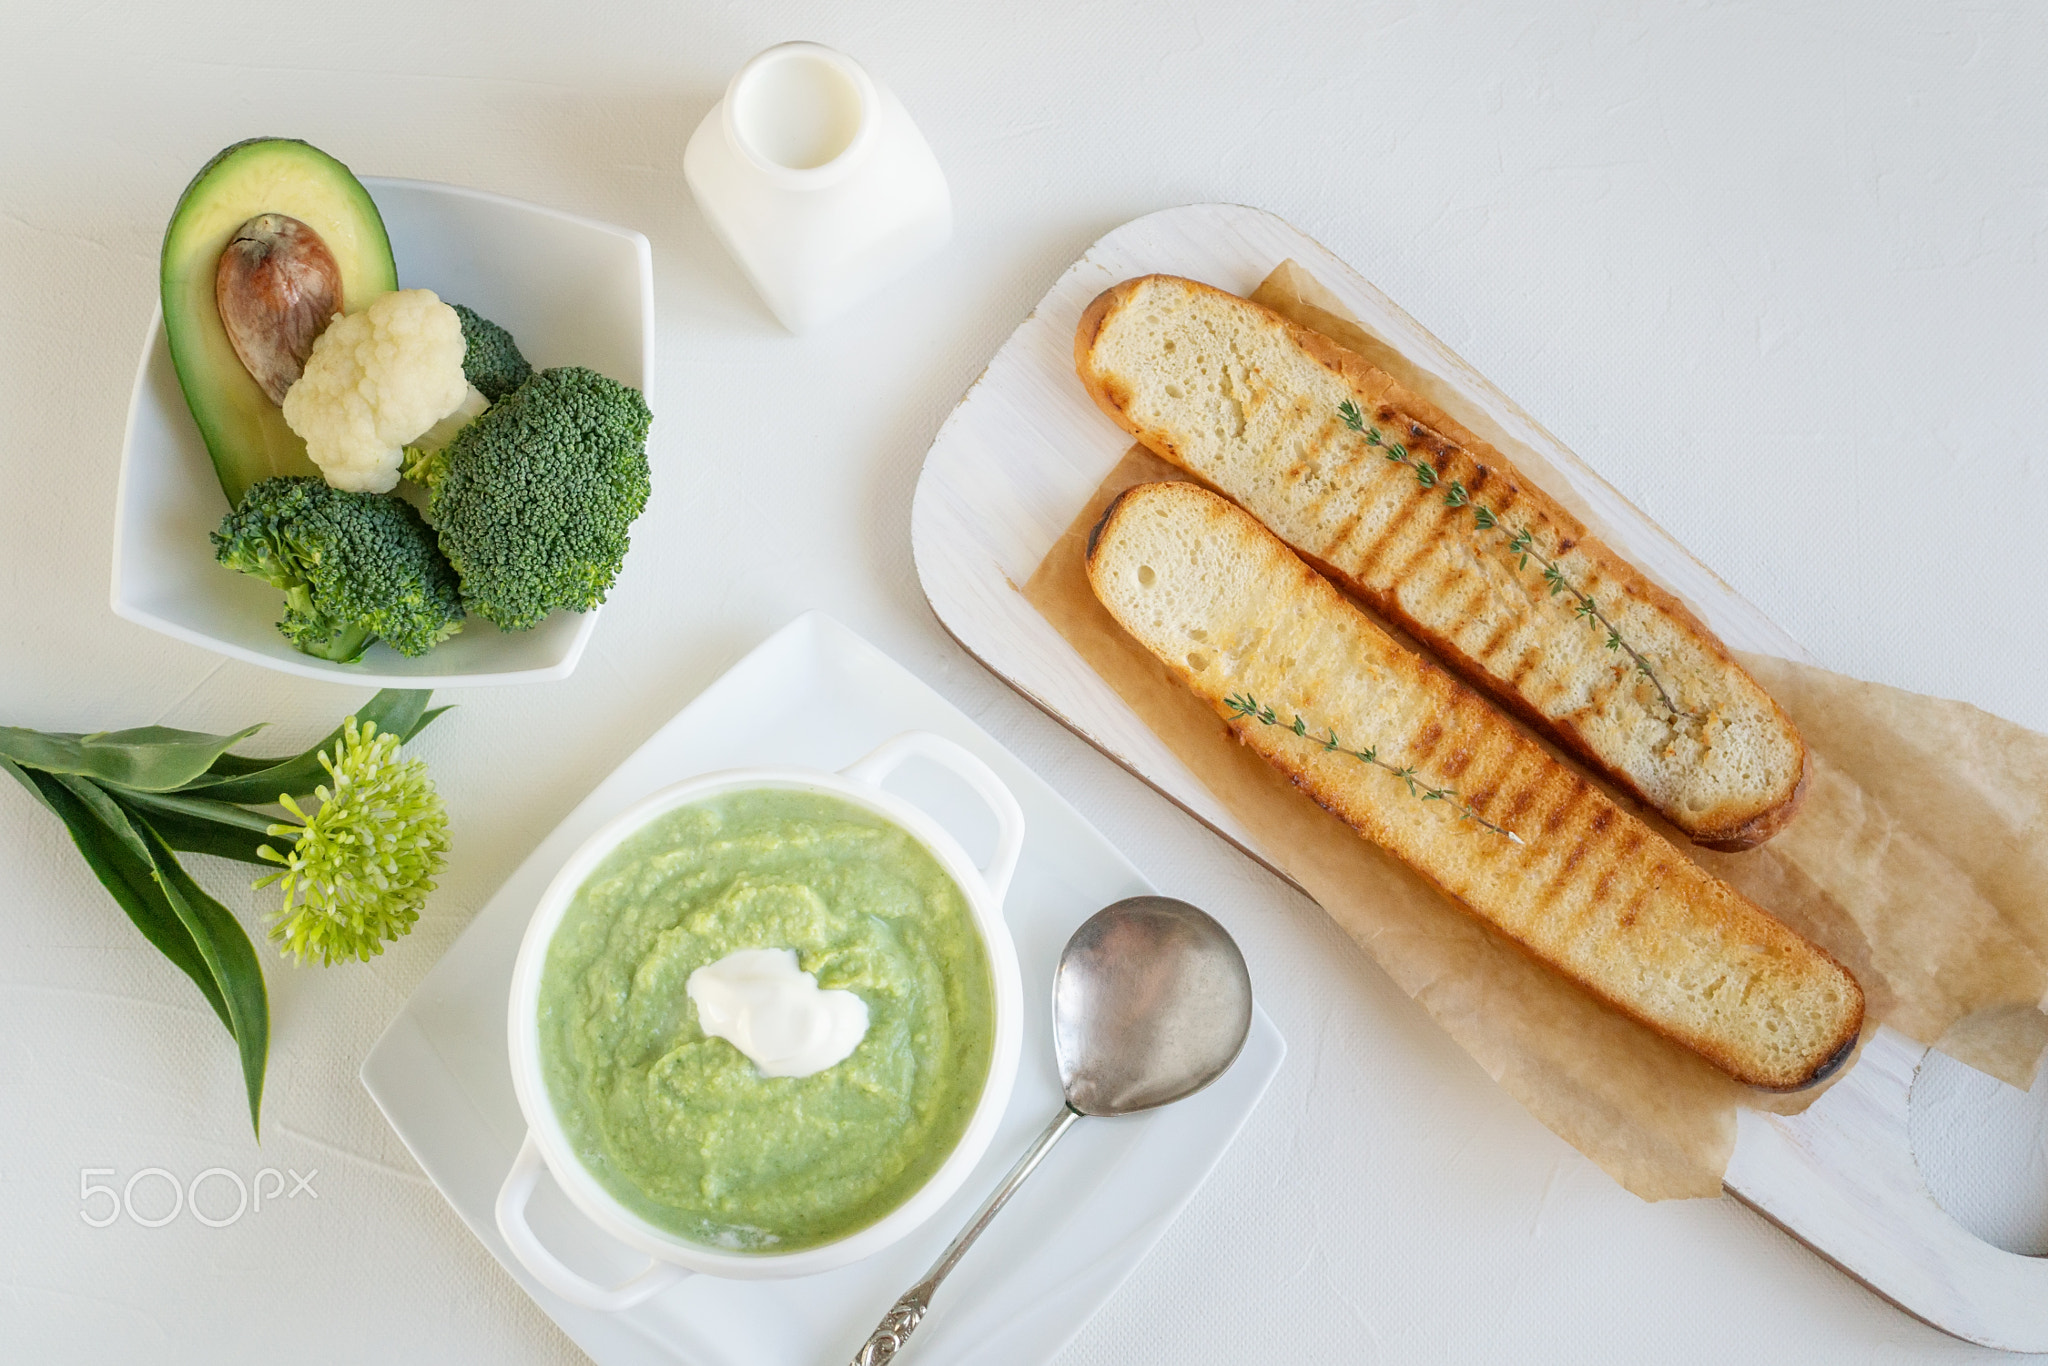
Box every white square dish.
[361,611,1285,1365]
[109,176,655,686]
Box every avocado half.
[161,139,398,505]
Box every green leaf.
[197,750,292,778]
[134,819,269,1137]
[24,771,270,1135]
[18,769,231,1033]
[51,773,153,861]
[198,688,438,778]
[1,752,55,813]
[1473,505,1497,530]
[122,789,277,834]
[112,790,280,866]
[0,723,266,793]
[185,690,442,804]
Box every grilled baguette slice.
[1075,274,1806,850]
[1086,480,1861,1089]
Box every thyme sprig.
[1224,692,1522,843]
[1337,400,1688,719]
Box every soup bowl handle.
[496,1132,691,1311]
[841,731,1026,903]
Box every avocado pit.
[215,213,343,404]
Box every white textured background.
[3,0,2045,1361]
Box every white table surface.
[2,2,2043,1361]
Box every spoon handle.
[850,1105,1082,1365]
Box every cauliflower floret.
[281,289,470,493]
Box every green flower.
[254,717,448,965]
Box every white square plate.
[361,611,1285,1365]
[110,176,655,686]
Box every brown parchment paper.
[1020,264,2048,1200]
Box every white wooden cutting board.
[908,203,2048,1352]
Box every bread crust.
[1075,275,1808,851]
[1085,481,1862,1089]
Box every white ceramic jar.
[684,42,952,332]
[496,730,1024,1310]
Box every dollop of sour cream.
[686,948,869,1079]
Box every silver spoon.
[851,895,1254,1365]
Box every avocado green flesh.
[537,789,997,1253]
[160,139,398,505]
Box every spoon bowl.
[1055,896,1254,1116]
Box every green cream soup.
[536,788,996,1251]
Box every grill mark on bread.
[1346,471,1431,581]
[1546,807,1624,939]
[1452,737,1519,826]
[1453,580,1506,660]
[1438,742,1477,781]
[1311,433,1373,551]
[1499,775,1544,829]
[1409,719,1447,762]
[1548,778,1597,843]
[1544,780,1593,836]
[1385,501,1458,588]
[1554,867,1620,950]
[1473,616,1517,667]
[1506,647,1542,690]
[1082,480,1860,1089]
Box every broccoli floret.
[212,477,465,662]
[405,367,651,632]
[452,304,533,401]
